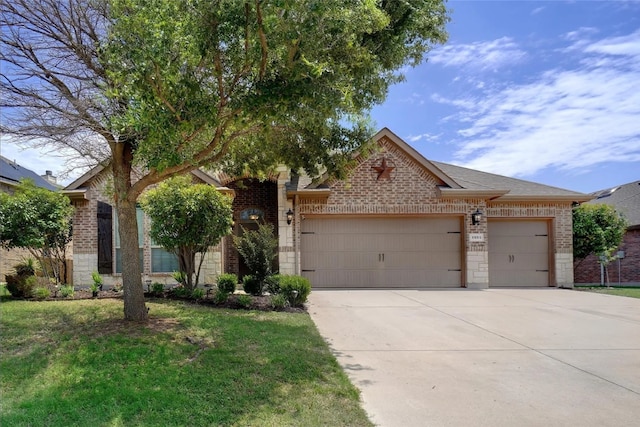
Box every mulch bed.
[14,289,306,313]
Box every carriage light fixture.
[286,209,294,225]
[471,209,483,225]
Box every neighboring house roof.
[0,155,59,191]
[588,180,640,229]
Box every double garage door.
[301,217,462,288]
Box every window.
[240,208,264,221]
[150,222,179,273]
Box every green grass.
[577,286,640,299]
[0,299,372,426]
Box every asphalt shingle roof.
[431,161,588,198]
[588,180,640,227]
[0,155,58,191]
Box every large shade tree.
[1,0,449,320]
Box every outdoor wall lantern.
[471,209,483,225]
[286,208,294,225]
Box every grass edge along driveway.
[0,299,372,427]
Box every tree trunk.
[178,247,196,290]
[116,197,147,320]
[113,142,148,321]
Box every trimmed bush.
[60,285,75,298]
[265,274,282,295]
[279,275,311,307]
[213,289,229,304]
[270,293,289,310]
[242,275,261,296]
[169,284,190,298]
[236,294,252,308]
[33,286,51,300]
[191,288,205,300]
[217,273,238,294]
[151,282,165,296]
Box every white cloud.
[531,6,545,15]
[434,30,640,177]
[407,133,442,143]
[429,37,527,71]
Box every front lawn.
[0,299,372,426]
[577,286,640,299]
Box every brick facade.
[574,229,640,285]
[70,169,225,287]
[295,134,577,288]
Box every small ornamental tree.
[0,179,73,284]
[573,203,628,279]
[234,223,278,293]
[140,176,233,290]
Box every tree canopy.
[1,0,449,320]
[140,176,233,289]
[0,180,74,284]
[573,203,627,266]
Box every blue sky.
[371,0,640,194]
[2,0,639,193]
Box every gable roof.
[65,164,227,190]
[588,180,640,228]
[0,155,59,191]
[290,128,591,203]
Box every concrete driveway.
[308,289,640,427]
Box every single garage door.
[301,217,462,288]
[488,220,550,287]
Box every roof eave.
[287,189,332,199]
[62,189,88,200]
[438,188,510,200]
[491,194,594,203]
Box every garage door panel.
[488,220,550,287]
[301,217,462,288]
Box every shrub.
[242,275,261,296]
[60,284,75,298]
[265,274,282,295]
[191,288,205,300]
[213,289,229,304]
[279,275,311,307]
[91,271,104,290]
[112,282,123,292]
[236,294,252,308]
[33,286,50,300]
[15,258,37,276]
[169,284,190,298]
[217,273,238,294]
[233,223,278,287]
[151,282,165,296]
[172,271,187,286]
[270,293,289,311]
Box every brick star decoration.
[372,157,395,180]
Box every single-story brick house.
[574,180,640,285]
[65,128,591,289]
